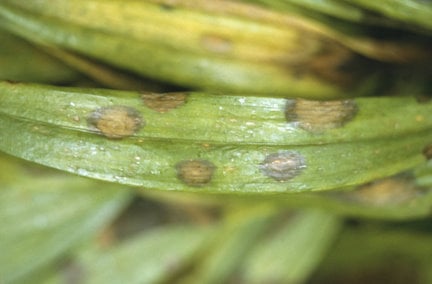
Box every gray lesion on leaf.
[87,105,144,139]
[285,98,358,132]
[142,92,188,113]
[175,159,216,187]
[260,151,306,182]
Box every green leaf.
[181,205,277,284]
[240,210,340,284]
[0,155,131,283]
[69,225,213,284]
[0,29,78,83]
[345,0,432,32]
[316,221,432,281]
[241,0,432,63]
[0,82,430,194]
[0,0,372,98]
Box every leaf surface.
[0,82,431,193]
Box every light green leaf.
[0,82,431,194]
[0,155,131,283]
[71,225,213,284]
[181,205,277,284]
[240,210,340,284]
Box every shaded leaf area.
[0,0,379,99]
[242,0,432,63]
[0,154,132,284]
[1,82,431,194]
[311,220,432,284]
[244,0,432,32]
[0,29,79,84]
[344,0,432,31]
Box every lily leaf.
[240,210,340,284]
[0,154,131,283]
[345,0,432,32]
[0,29,78,83]
[0,82,431,194]
[182,205,277,284]
[68,225,213,284]
[0,0,377,98]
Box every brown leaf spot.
[176,159,216,187]
[142,92,187,113]
[88,106,144,139]
[423,144,432,160]
[285,99,357,132]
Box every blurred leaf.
[70,225,214,284]
[241,0,367,23]
[0,29,79,83]
[240,210,340,284]
[344,0,432,32]
[0,155,132,283]
[242,0,432,63]
[0,0,378,98]
[314,221,432,282]
[181,205,277,284]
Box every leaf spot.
[285,99,357,132]
[176,159,216,187]
[260,151,306,182]
[142,92,187,113]
[88,106,144,139]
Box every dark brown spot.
[201,34,232,53]
[176,159,216,187]
[88,106,143,139]
[285,99,357,132]
[423,144,432,160]
[260,151,306,182]
[142,92,187,113]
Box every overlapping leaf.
[0,0,380,98]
